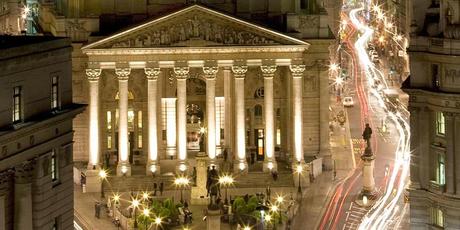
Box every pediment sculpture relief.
[109,14,279,48]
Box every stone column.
[455,114,460,195]
[145,67,161,175]
[445,112,456,194]
[203,66,219,161]
[174,66,189,172]
[115,67,131,176]
[223,68,233,159]
[319,67,332,169]
[289,65,306,164]
[409,106,420,188]
[86,68,102,169]
[232,65,248,173]
[14,161,34,230]
[261,65,277,172]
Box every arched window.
[115,91,135,100]
[254,87,264,98]
[254,105,262,117]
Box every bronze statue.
[206,165,220,209]
[362,123,373,148]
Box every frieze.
[299,15,320,29]
[107,13,280,48]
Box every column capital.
[203,66,219,79]
[261,65,277,78]
[231,65,248,78]
[86,69,101,81]
[0,169,14,185]
[290,64,306,78]
[115,68,131,80]
[174,66,190,79]
[14,159,36,183]
[145,67,161,80]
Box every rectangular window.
[52,217,59,230]
[437,153,445,185]
[13,86,22,123]
[276,128,281,146]
[51,149,59,181]
[162,98,176,150]
[215,97,225,144]
[107,111,112,149]
[107,136,112,149]
[436,112,445,136]
[51,75,59,110]
[138,111,142,149]
[431,207,444,227]
[432,64,440,89]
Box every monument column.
[261,65,277,172]
[444,112,456,194]
[232,65,248,173]
[115,67,131,176]
[289,64,306,164]
[145,67,161,175]
[86,68,102,169]
[174,66,190,172]
[203,66,219,161]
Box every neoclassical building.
[405,0,460,228]
[75,5,332,179]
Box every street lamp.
[131,198,140,229]
[243,226,251,230]
[154,217,162,230]
[174,176,190,204]
[99,169,107,199]
[296,164,303,193]
[141,192,150,202]
[218,174,234,205]
[141,208,150,230]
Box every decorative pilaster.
[223,68,233,159]
[115,67,131,176]
[455,113,460,196]
[408,106,421,189]
[145,67,161,175]
[289,64,305,164]
[203,66,219,161]
[261,65,277,172]
[444,112,456,194]
[232,65,248,173]
[174,66,190,172]
[14,160,35,230]
[86,68,102,169]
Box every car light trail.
[348,6,411,230]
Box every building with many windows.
[0,36,84,229]
[404,0,460,228]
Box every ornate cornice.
[145,67,161,80]
[289,64,306,78]
[173,66,190,79]
[115,68,131,80]
[231,65,248,78]
[85,69,101,81]
[203,66,219,79]
[260,65,277,78]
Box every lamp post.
[154,217,162,230]
[296,164,303,194]
[174,176,190,204]
[275,195,284,224]
[256,203,269,230]
[131,198,140,229]
[218,174,234,205]
[142,208,150,230]
[99,169,107,199]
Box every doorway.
[255,129,264,161]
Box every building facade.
[405,0,460,228]
[0,36,84,229]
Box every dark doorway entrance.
[255,129,264,161]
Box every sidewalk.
[291,96,355,230]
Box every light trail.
[347,6,411,230]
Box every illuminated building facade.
[405,0,460,228]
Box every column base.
[263,160,278,172]
[191,186,209,205]
[85,169,102,193]
[233,161,248,174]
[87,163,101,171]
[166,147,176,160]
[116,162,131,176]
[146,162,160,176]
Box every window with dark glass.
[13,86,22,123]
[51,149,59,181]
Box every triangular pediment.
[83,5,308,50]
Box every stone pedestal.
[85,169,102,193]
[191,153,210,205]
[206,208,221,230]
[361,147,376,196]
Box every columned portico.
[145,67,161,175]
[261,65,277,172]
[116,67,132,176]
[174,66,190,172]
[203,66,219,161]
[86,68,101,169]
[232,65,248,173]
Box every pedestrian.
[271,171,278,181]
[95,202,100,219]
[223,148,228,162]
[159,182,164,196]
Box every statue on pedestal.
[362,123,373,153]
[206,166,220,209]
